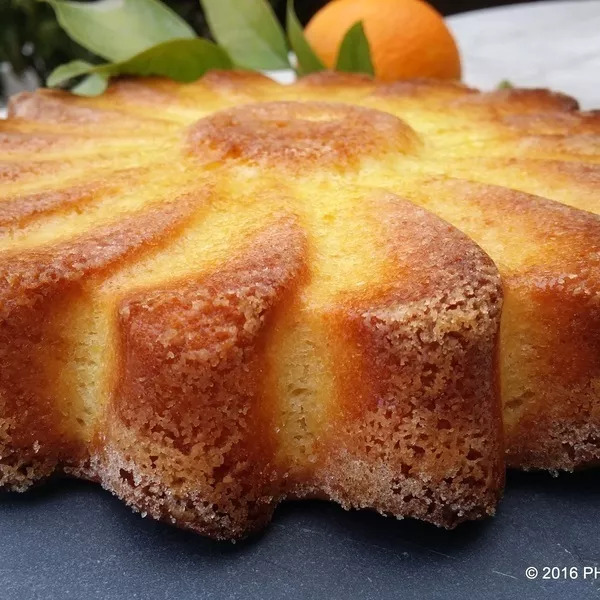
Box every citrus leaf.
[335,21,374,76]
[47,38,232,96]
[497,79,514,89]
[101,38,232,81]
[286,0,324,75]
[72,73,109,96]
[47,59,96,87]
[44,0,195,62]
[200,0,289,70]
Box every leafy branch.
[43,0,375,95]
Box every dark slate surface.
[0,469,599,600]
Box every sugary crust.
[0,127,81,155]
[0,197,204,490]
[404,177,600,470]
[1,69,599,539]
[93,198,503,537]
[199,69,279,93]
[295,71,375,88]
[452,87,580,113]
[315,194,503,527]
[7,89,172,134]
[503,236,600,470]
[9,90,125,124]
[187,101,420,168]
[0,183,100,230]
[97,216,308,538]
[500,111,600,135]
[502,276,600,470]
[373,77,476,99]
[0,159,64,184]
[102,77,184,105]
[0,172,141,232]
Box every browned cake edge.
[87,197,504,539]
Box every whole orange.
[304,0,461,81]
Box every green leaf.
[286,0,324,75]
[200,0,289,70]
[44,0,195,62]
[497,79,514,89]
[47,38,233,96]
[72,73,109,96]
[102,38,232,81]
[335,21,374,76]
[47,59,96,87]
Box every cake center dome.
[186,101,420,168]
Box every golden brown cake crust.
[315,194,503,526]
[404,177,600,470]
[187,101,419,168]
[1,69,599,540]
[0,197,203,490]
[452,87,580,112]
[97,216,308,538]
[8,89,168,129]
[94,197,503,538]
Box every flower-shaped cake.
[1,71,598,539]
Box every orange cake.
[0,71,598,540]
